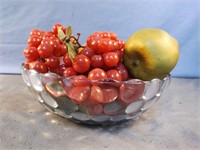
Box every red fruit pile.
[23,24,129,81]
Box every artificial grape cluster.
[23,24,68,74]
[85,31,128,81]
[23,24,129,82]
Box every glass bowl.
[21,64,171,125]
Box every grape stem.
[63,33,85,49]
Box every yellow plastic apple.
[123,28,179,81]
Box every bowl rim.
[21,63,170,85]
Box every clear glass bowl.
[21,64,171,125]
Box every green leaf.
[66,25,73,36]
[66,41,77,62]
[57,27,66,41]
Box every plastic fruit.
[123,28,179,80]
